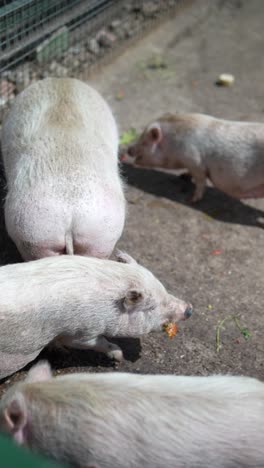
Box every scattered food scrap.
[115,89,125,101]
[211,249,222,255]
[163,322,178,339]
[216,73,235,86]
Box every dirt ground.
[0,0,263,393]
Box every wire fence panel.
[0,0,185,121]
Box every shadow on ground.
[0,156,21,266]
[39,337,142,371]
[122,165,264,229]
[0,338,142,387]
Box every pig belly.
[0,350,43,379]
[212,179,264,200]
[238,183,264,199]
[208,169,264,200]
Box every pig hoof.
[189,194,201,203]
[107,348,124,362]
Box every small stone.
[124,29,134,39]
[83,51,94,64]
[96,30,116,48]
[15,71,31,92]
[49,61,57,72]
[87,38,100,55]
[109,19,121,31]
[123,3,134,13]
[62,53,74,67]
[142,2,159,17]
[72,59,80,69]
[122,22,135,39]
[114,27,127,40]
[0,94,15,107]
[68,45,81,55]
[6,63,31,93]
[15,70,26,84]
[1,70,14,81]
[0,80,15,105]
[0,79,15,96]
[41,71,50,79]
[30,71,38,82]
[124,1,142,13]
[49,61,68,77]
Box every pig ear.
[123,289,143,311]
[25,361,52,383]
[147,123,163,144]
[3,394,27,445]
[115,250,138,265]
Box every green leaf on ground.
[119,128,138,145]
[216,315,251,353]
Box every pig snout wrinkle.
[184,305,193,319]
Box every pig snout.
[184,305,193,319]
[119,147,136,164]
[167,295,193,322]
[127,146,136,157]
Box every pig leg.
[190,171,207,202]
[61,336,124,361]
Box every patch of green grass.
[137,54,174,81]
[216,315,251,353]
[119,128,138,146]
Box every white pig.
[1,77,125,260]
[0,361,263,468]
[123,113,264,202]
[0,251,192,379]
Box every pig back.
[1,77,119,180]
[13,373,264,468]
[1,78,125,259]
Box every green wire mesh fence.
[0,0,183,121]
